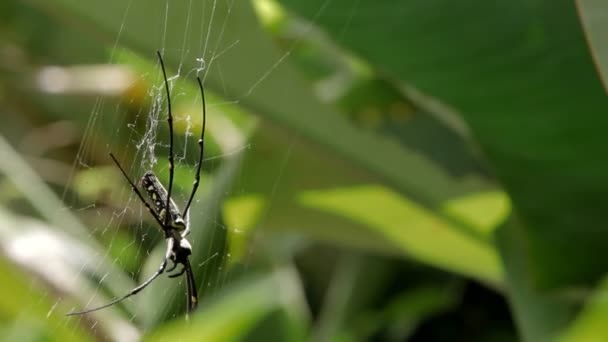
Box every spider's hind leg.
[168,265,186,278]
[166,259,179,273]
[65,239,175,316]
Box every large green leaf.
[276,0,608,339]
[279,0,608,291]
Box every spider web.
[66,12,243,338]
[48,0,334,340]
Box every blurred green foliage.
[1,0,608,341]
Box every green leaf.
[279,0,608,290]
[496,219,573,341]
[277,0,606,338]
[299,185,502,284]
[558,275,608,341]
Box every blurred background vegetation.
[1,0,608,341]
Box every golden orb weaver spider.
[67,51,206,317]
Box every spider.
[67,51,206,317]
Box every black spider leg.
[166,259,179,273]
[184,259,198,314]
[109,153,165,227]
[168,264,186,278]
[66,237,175,316]
[182,77,206,219]
[157,51,175,227]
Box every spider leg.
[166,259,179,273]
[182,77,206,218]
[66,239,175,316]
[157,51,175,227]
[66,260,167,316]
[168,265,186,278]
[109,153,164,227]
[185,259,198,315]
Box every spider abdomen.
[141,171,186,231]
